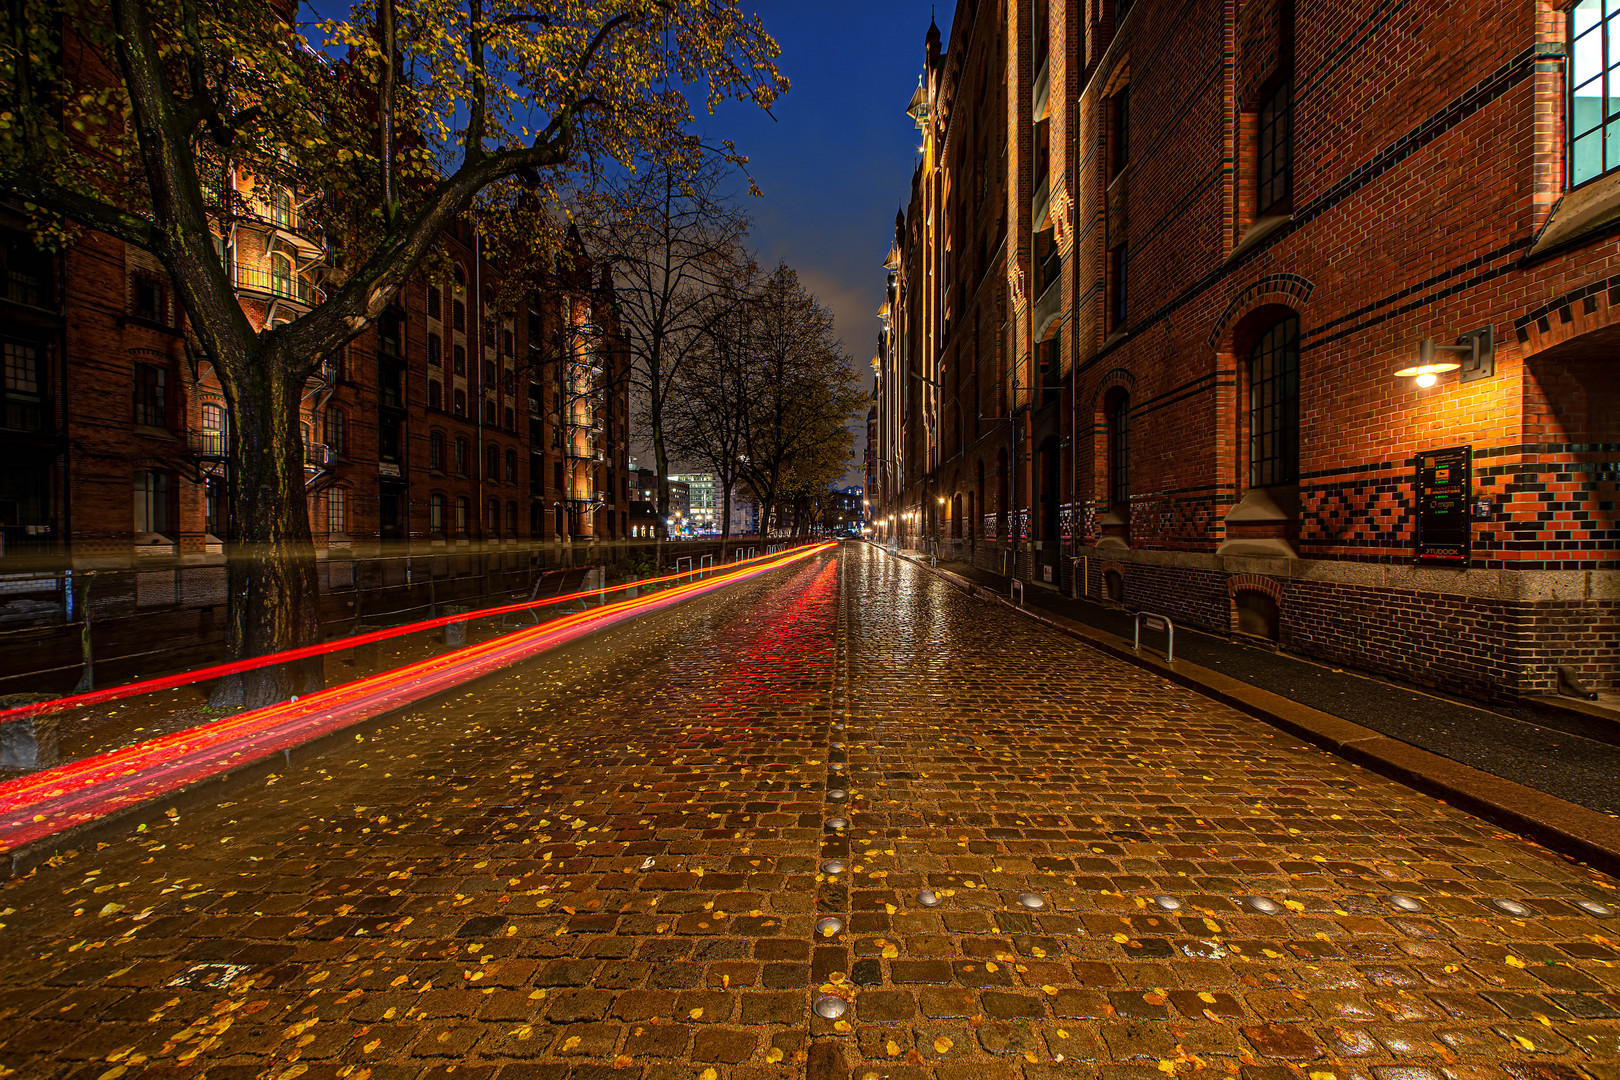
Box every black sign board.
[1415,445,1471,563]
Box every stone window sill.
[1529,169,1620,257]
[1226,213,1293,265]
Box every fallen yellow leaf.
[934,1036,954,1054]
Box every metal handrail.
[1133,611,1176,664]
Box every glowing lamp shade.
[1393,362,1458,388]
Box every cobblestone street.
[0,543,1615,1080]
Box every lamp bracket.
[1421,327,1494,383]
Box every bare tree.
[664,270,758,556]
[733,265,862,536]
[579,157,752,544]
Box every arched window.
[453,388,466,417]
[430,431,445,472]
[455,437,468,476]
[507,500,518,536]
[430,492,446,535]
[455,495,470,536]
[505,449,517,483]
[1248,316,1299,488]
[428,380,442,410]
[486,443,500,480]
[487,499,500,535]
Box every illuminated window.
[430,492,446,535]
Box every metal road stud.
[1153,895,1182,911]
[814,917,844,937]
[1387,894,1424,912]
[829,762,845,771]
[827,789,848,802]
[832,723,845,731]
[1244,896,1283,915]
[1575,898,1615,917]
[1491,898,1533,917]
[638,857,656,872]
[814,994,848,1020]
[825,817,849,830]
[1017,893,1046,910]
[821,860,846,876]
[917,889,941,907]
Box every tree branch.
[11,178,163,252]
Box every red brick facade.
[872,0,1617,700]
[0,207,631,571]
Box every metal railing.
[1133,611,1176,664]
[233,265,321,305]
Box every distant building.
[669,473,717,530]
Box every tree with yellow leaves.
[0,0,786,705]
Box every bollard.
[443,605,470,648]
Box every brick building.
[870,0,1617,699]
[0,182,631,574]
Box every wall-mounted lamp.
[1397,326,1494,388]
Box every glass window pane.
[1577,0,1602,35]
[1576,29,1605,86]
[1574,128,1605,184]
[1607,121,1620,172]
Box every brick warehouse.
[0,25,633,578]
[870,0,1617,700]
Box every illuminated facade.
[872,0,1618,699]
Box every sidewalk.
[926,555,1620,815]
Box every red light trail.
[0,543,835,854]
[0,547,807,726]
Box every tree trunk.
[210,354,323,709]
[719,478,732,561]
[653,417,671,540]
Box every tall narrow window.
[2,339,44,432]
[1248,316,1300,488]
[487,499,500,535]
[1109,87,1129,180]
[328,487,347,535]
[326,407,346,457]
[1108,392,1131,510]
[428,379,442,410]
[455,437,468,476]
[430,431,445,472]
[427,284,441,320]
[133,362,167,427]
[428,332,441,367]
[1256,77,1293,214]
[453,344,466,374]
[455,495,469,536]
[1570,0,1620,186]
[431,492,446,535]
[453,388,467,417]
[486,443,500,480]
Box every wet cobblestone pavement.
[0,543,1616,1080]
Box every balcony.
[240,192,323,259]
[191,428,229,460]
[233,264,322,306]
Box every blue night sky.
[700,1,939,487]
